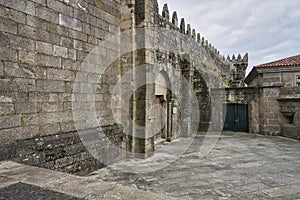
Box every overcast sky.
[157,0,300,74]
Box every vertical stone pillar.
[166,97,173,142]
[179,55,192,137]
[121,0,159,158]
[120,0,136,155]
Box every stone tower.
[227,53,248,87]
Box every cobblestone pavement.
[88,132,300,200]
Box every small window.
[296,75,300,86]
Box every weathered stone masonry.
[0,0,234,173]
[0,0,125,173]
[245,60,300,140]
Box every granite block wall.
[0,0,236,172]
[0,0,125,173]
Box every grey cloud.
[157,0,300,72]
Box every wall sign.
[173,107,178,114]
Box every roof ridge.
[256,54,300,68]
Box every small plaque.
[173,107,178,114]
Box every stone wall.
[278,87,300,140]
[0,0,235,172]
[253,71,292,135]
[0,0,126,173]
[211,87,259,133]
[145,2,233,136]
[115,1,234,156]
[226,87,260,133]
[0,125,123,175]
[245,66,300,139]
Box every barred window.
[296,75,300,86]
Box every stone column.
[166,97,173,142]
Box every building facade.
[0,0,238,173]
[245,55,300,139]
[212,54,300,140]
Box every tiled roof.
[256,54,300,67]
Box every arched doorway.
[154,71,172,140]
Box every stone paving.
[0,161,176,200]
[0,182,81,200]
[87,132,300,200]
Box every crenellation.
[205,40,208,47]
[237,54,242,61]
[201,37,205,46]
[243,53,248,62]
[192,29,196,40]
[232,54,236,61]
[180,18,185,33]
[162,3,169,20]
[197,33,201,43]
[155,3,230,68]
[227,53,249,88]
[186,24,191,36]
[172,11,178,27]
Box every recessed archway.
[154,71,172,140]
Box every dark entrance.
[223,103,249,132]
[155,95,167,139]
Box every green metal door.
[223,104,249,132]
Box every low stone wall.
[280,125,300,140]
[278,87,300,140]
[0,125,125,175]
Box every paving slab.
[0,132,299,199]
[87,132,300,200]
[0,161,177,200]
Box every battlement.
[227,53,248,65]
[226,53,249,87]
[156,3,231,67]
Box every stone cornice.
[245,65,300,85]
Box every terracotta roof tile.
[256,54,300,68]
